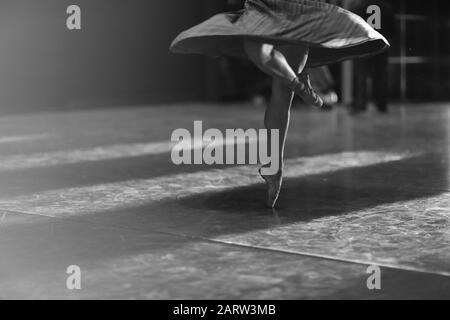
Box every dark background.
[0,0,449,113]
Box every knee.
[244,40,274,66]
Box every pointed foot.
[290,74,324,109]
[259,168,283,208]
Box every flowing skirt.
[170,0,389,67]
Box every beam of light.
[0,136,261,172]
[0,134,51,145]
[0,150,417,218]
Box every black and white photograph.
[0,0,449,304]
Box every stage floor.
[0,103,449,299]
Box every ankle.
[289,77,305,91]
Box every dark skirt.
[170,0,389,67]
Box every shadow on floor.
[1,151,449,298]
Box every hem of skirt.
[170,34,389,67]
[307,46,389,68]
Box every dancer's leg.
[243,40,306,87]
[244,41,291,80]
[277,43,309,75]
[244,39,322,207]
[244,39,323,107]
[260,77,295,208]
[259,44,307,208]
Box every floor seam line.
[203,238,450,278]
[2,208,450,278]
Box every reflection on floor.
[0,103,449,299]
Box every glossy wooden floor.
[0,103,449,299]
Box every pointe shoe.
[290,73,324,108]
[259,168,283,208]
